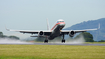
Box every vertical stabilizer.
[46,18,50,30]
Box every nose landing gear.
[62,34,65,43]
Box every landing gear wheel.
[62,34,65,43]
[44,40,48,43]
[62,39,65,43]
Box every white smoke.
[49,34,85,44]
[0,34,85,44]
[0,38,32,44]
[65,35,85,44]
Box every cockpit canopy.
[57,19,64,23]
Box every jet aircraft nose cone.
[59,23,65,27]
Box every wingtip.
[98,23,100,30]
[5,25,10,31]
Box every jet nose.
[59,23,65,27]
[59,23,65,30]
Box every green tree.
[0,32,3,35]
[0,32,8,38]
[35,37,45,42]
[0,32,20,39]
[0,32,3,37]
[98,40,105,42]
[8,36,20,40]
[75,32,94,42]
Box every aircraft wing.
[61,28,98,34]
[61,23,100,34]
[6,28,52,35]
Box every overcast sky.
[0,0,105,39]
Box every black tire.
[62,39,65,43]
[44,40,48,43]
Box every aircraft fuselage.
[48,20,65,40]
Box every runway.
[0,42,105,46]
[0,39,105,46]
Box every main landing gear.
[62,34,65,43]
[44,35,66,43]
[44,39,48,43]
[44,37,48,43]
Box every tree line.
[0,32,19,40]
